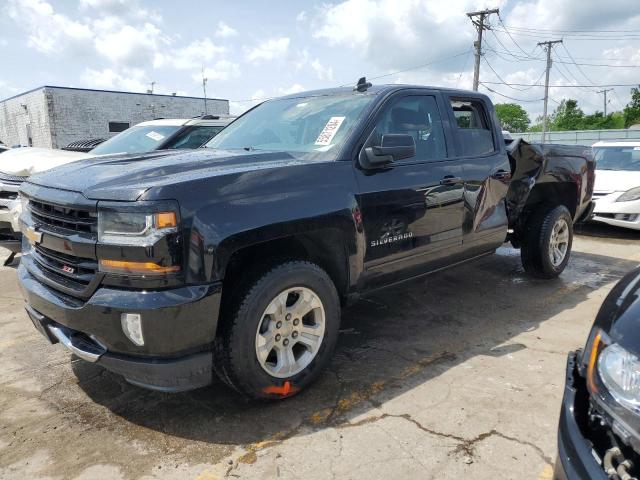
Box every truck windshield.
[204,94,375,160]
[90,125,181,155]
[593,146,640,171]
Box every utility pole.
[537,39,563,144]
[148,81,156,94]
[202,65,208,115]
[597,88,613,116]
[467,8,499,91]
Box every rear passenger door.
[354,91,467,289]
[446,96,511,256]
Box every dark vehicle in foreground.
[17,81,595,399]
[555,267,640,480]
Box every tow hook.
[604,447,638,480]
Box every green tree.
[623,86,640,128]
[494,103,530,132]
[551,99,584,130]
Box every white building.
[0,86,229,149]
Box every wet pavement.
[1,223,639,480]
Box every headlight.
[598,343,640,413]
[98,210,177,246]
[616,187,640,202]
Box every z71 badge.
[370,232,413,247]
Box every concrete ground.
[1,223,639,480]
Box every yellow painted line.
[537,465,553,480]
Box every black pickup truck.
[17,81,595,399]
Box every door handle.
[439,176,463,186]
[491,169,511,180]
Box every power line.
[560,42,599,91]
[498,24,640,34]
[231,50,472,103]
[483,46,640,67]
[479,82,544,102]
[456,48,474,87]
[490,27,640,41]
[497,13,534,57]
[480,81,640,88]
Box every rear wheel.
[214,261,340,400]
[520,204,573,279]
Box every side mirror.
[359,134,416,169]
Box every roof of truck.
[135,117,235,128]
[278,84,491,100]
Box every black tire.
[214,261,340,400]
[520,204,573,279]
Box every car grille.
[32,244,98,289]
[0,172,27,186]
[28,199,97,233]
[592,191,613,198]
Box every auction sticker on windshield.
[315,117,345,146]
[146,131,165,142]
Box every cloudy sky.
[1,0,639,120]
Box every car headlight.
[598,343,640,413]
[98,210,178,246]
[616,187,640,202]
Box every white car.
[591,141,640,230]
[0,116,233,257]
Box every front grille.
[31,244,98,292]
[0,172,27,186]
[28,199,97,233]
[593,191,613,198]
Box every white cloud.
[312,0,502,73]
[80,67,149,92]
[296,11,307,22]
[94,21,167,68]
[244,37,290,64]
[215,21,237,38]
[158,38,226,70]
[196,60,241,82]
[8,0,94,55]
[311,58,334,81]
[79,0,161,22]
[279,84,306,95]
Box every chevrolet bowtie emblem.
[23,226,43,245]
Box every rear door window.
[450,99,495,156]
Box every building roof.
[0,85,227,103]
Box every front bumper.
[19,262,223,392]
[554,352,608,480]
[592,192,640,230]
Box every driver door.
[354,92,466,289]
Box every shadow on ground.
[575,221,640,241]
[69,246,638,454]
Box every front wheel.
[214,261,340,400]
[520,204,573,279]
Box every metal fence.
[512,129,640,146]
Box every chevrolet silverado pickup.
[17,81,595,399]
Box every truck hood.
[0,147,91,176]
[26,149,314,201]
[594,169,640,193]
